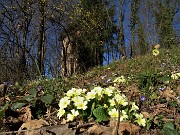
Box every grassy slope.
[2,46,179,134]
[70,46,180,89]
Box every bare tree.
[129,0,140,58]
[37,0,47,76]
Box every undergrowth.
[0,46,180,134]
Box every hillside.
[0,46,180,135]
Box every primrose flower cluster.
[152,44,160,56]
[171,72,180,80]
[57,77,146,126]
[113,75,126,84]
[152,49,159,56]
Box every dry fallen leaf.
[17,106,32,122]
[87,124,104,135]
[124,84,139,100]
[141,111,152,118]
[18,119,49,135]
[177,85,180,95]
[61,118,67,125]
[118,122,140,135]
[159,87,176,101]
[110,118,140,135]
[154,44,160,49]
[0,96,11,106]
[150,103,174,117]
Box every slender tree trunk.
[130,28,135,58]
[38,0,46,76]
[118,0,126,59]
[18,0,30,81]
[130,0,139,58]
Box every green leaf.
[158,76,171,84]
[29,89,37,97]
[0,103,9,118]
[11,102,27,110]
[162,128,179,135]
[161,122,179,135]
[150,93,158,100]
[88,102,95,119]
[163,122,175,130]
[93,106,109,122]
[22,95,34,102]
[40,94,54,105]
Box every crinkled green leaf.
[29,89,37,97]
[11,102,27,110]
[158,76,171,84]
[163,122,175,130]
[40,94,54,105]
[0,103,9,118]
[21,95,34,102]
[161,122,179,135]
[150,93,158,100]
[93,106,109,122]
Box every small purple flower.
[140,96,145,101]
[3,82,9,85]
[101,75,107,79]
[106,79,111,83]
[37,86,42,91]
[159,87,166,91]
[3,82,11,86]
[160,63,166,68]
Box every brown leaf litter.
[18,119,49,135]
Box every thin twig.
[0,127,40,135]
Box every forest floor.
[0,46,180,135]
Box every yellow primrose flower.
[108,108,118,118]
[121,94,127,99]
[71,109,79,116]
[86,90,96,100]
[67,114,74,122]
[93,86,103,96]
[171,73,179,80]
[135,113,146,127]
[82,89,87,93]
[118,98,128,106]
[58,97,70,109]
[104,86,115,96]
[176,73,180,77]
[57,108,65,119]
[120,110,128,121]
[71,96,79,102]
[103,104,108,108]
[75,88,83,96]
[152,49,159,56]
[130,102,139,112]
[66,88,76,97]
[113,76,126,83]
[75,100,88,110]
[67,109,79,122]
[109,98,116,106]
[72,96,85,103]
[115,94,128,106]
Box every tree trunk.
[37,0,46,76]
[118,0,126,59]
